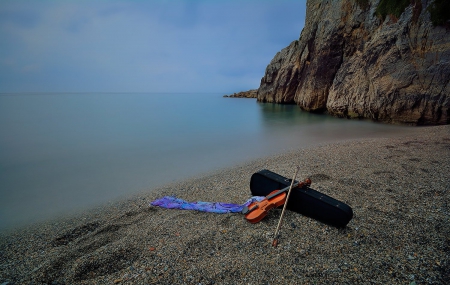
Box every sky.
[0,0,306,93]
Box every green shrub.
[427,0,450,26]
[375,0,410,20]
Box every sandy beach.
[1,125,449,285]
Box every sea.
[0,93,415,230]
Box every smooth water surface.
[0,93,414,230]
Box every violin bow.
[272,166,300,247]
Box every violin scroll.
[297,178,311,188]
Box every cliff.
[257,0,450,125]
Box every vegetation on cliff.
[375,0,449,26]
[375,0,411,20]
[427,0,450,26]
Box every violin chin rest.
[241,206,249,215]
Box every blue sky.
[0,0,306,93]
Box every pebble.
[0,125,449,284]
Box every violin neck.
[266,182,299,200]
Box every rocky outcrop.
[224,89,258,98]
[257,0,450,125]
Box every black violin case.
[250,169,353,228]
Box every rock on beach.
[0,125,449,284]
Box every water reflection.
[256,101,415,152]
[258,102,333,125]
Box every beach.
[1,125,449,284]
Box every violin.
[242,178,311,224]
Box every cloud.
[0,0,306,93]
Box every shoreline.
[1,125,449,284]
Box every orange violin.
[242,178,311,224]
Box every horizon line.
[0,91,242,96]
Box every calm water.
[0,93,414,230]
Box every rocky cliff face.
[257,0,450,125]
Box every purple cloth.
[151,196,265,214]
